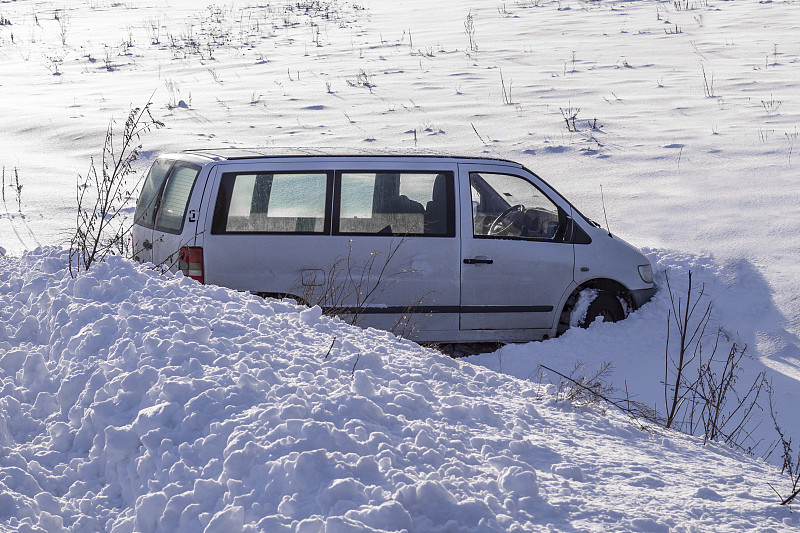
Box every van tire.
[579,291,625,327]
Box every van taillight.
[178,246,204,284]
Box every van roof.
[179,147,523,166]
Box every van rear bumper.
[630,286,658,310]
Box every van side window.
[470,172,562,240]
[212,172,329,234]
[154,163,202,233]
[336,172,454,236]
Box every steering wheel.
[488,204,525,235]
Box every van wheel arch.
[556,279,632,336]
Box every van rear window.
[134,159,173,229]
[154,163,201,233]
[134,160,201,234]
[212,172,330,234]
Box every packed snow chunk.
[344,500,413,532]
[104,425,141,464]
[693,487,724,501]
[46,421,73,453]
[37,510,66,533]
[1,466,42,496]
[353,350,384,372]
[193,478,226,506]
[413,428,436,449]
[181,323,212,343]
[569,288,598,327]
[205,505,245,533]
[628,475,666,489]
[32,391,59,418]
[628,517,671,533]
[324,515,384,533]
[14,315,40,342]
[0,348,27,374]
[72,274,100,299]
[34,492,61,518]
[131,402,179,437]
[134,492,168,533]
[158,491,197,531]
[316,478,368,515]
[223,440,266,479]
[398,480,491,529]
[141,334,174,359]
[120,365,159,395]
[351,369,376,397]
[281,448,337,495]
[295,516,325,533]
[20,352,49,387]
[299,305,323,325]
[551,462,585,482]
[39,257,65,274]
[499,466,539,499]
[0,493,17,518]
[514,402,541,422]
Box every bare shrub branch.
[540,363,661,431]
[296,238,419,329]
[69,101,164,275]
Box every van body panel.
[198,159,461,337]
[131,224,153,265]
[572,222,655,295]
[132,151,657,343]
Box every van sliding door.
[329,165,460,339]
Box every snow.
[0,249,797,532]
[2,0,800,530]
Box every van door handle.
[464,257,493,265]
[142,240,153,250]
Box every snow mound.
[0,249,795,532]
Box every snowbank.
[0,250,796,532]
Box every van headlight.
[638,264,654,284]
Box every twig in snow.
[324,336,336,359]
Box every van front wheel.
[579,291,625,327]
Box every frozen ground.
[1,0,800,531]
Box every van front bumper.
[631,286,658,310]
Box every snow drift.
[0,249,796,532]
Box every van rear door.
[133,158,174,264]
[149,161,204,269]
[133,159,203,269]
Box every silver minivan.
[132,149,656,343]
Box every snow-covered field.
[1,0,800,531]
